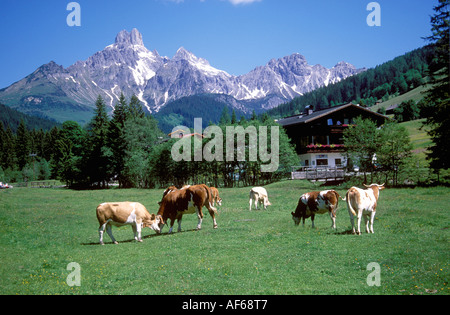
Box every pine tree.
[86,96,111,187]
[15,120,31,170]
[108,93,130,187]
[423,0,450,173]
[219,106,231,125]
[231,109,237,124]
[128,94,145,120]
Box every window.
[317,159,328,166]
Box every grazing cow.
[159,185,191,203]
[157,184,218,233]
[210,187,222,206]
[249,187,272,211]
[159,186,179,205]
[291,190,342,229]
[346,183,385,235]
[96,202,161,245]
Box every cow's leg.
[206,208,218,229]
[98,223,107,245]
[369,212,376,233]
[106,223,118,244]
[136,223,143,242]
[132,224,138,241]
[249,198,252,211]
[348,211,356,234]
[363,214,370,234]
[356,212,362,235]
[329,211,336,229]
[311,214,316,228]
[168,218,176,234]
[195,206,204,230]
[177,214,183,232]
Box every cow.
[210,187,222,206]
[249,187,271,211]
[345,183,385,235]
[96,202,161,245]
[157,184,218,234]
[158,185,191,205]
[291,190,342,229]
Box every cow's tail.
[335,191,346,201]
[346,190,357,216]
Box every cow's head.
[264,197,272,207]
[143,214,163,234]
[156,214,165,233]
[291,212,301,226]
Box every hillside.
[0,103,60,132]
[400,119,432,161]
[371,85,429,113]
[153,94,251,133]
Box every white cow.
[96,202,161,245]
[249,187,272,211]
[345,184,385,235]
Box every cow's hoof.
[114,241,119,245]
[100,242,105,246]
[213,225,218,229]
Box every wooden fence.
[291,166,346,182]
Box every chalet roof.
[277,103,388,127]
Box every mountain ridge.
[0,28,363,123]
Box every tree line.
[343,117,415,186]
[1,93,299,188]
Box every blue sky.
[0,0,436,89]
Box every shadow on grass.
[334,229,356,235]
[81,228,200,246]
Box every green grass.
[400,119,433,157]
[371,85,429,113]
[0,181,448,295]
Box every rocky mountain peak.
[115,28,144,47]
[173,47,196,61]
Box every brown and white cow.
[157,184,218,233]
[96,202,161,245]
[210,187,222,206]
[346,183,385,235]
[291,190,342,229]
[249,187,271,211]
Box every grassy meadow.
[0,180,448,295]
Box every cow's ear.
[150,213,156,220]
